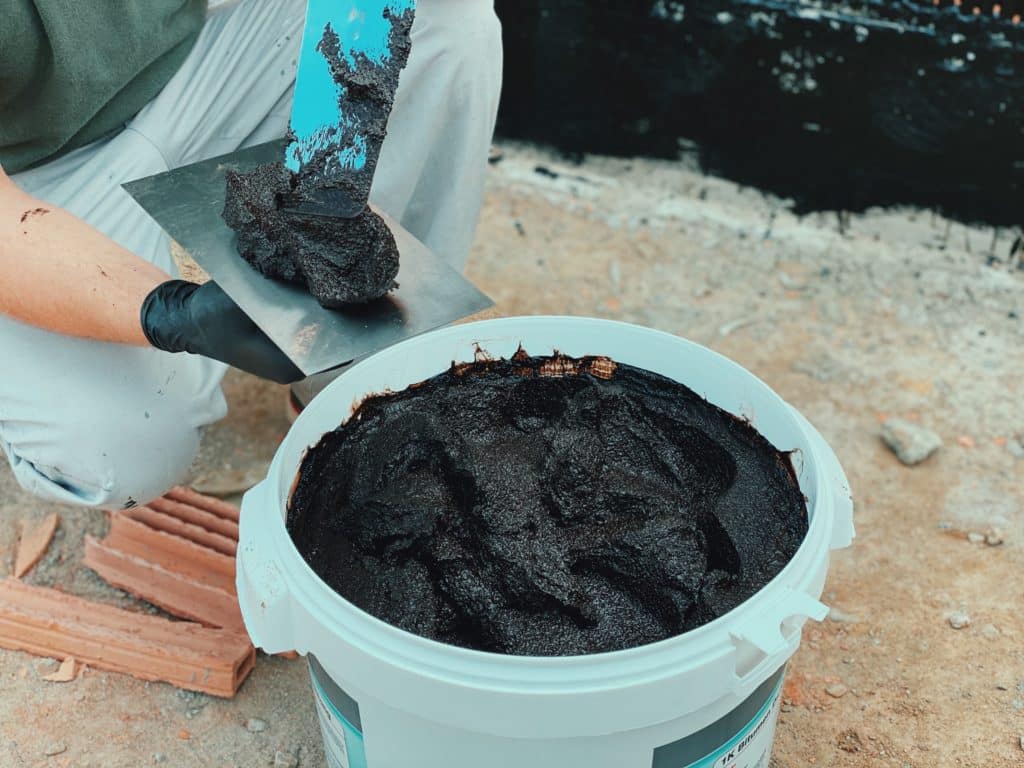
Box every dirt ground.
[1,142,1022,767]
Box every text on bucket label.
[312,674,367,768]
[655,677,784,768]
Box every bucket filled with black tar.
[237,316,854,768]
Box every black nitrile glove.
[141,280,303,384]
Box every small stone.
[1018,735,1023,752]
[273,749,299,767]
[778,270,806,290]
[985,528,1004,546]
[825,683,849,698]
[967,532,985,544]
[1008,437,1024,459]
[153,754,167,764]
[981,624,1000,638]
[880,418,942,465]
[246,718,268,733]
[948,612,971,629]
[43,743,67,757]
[718,316,757,337]
[996,684,1009,691]
[608,261,621,289]
[792,356,838,382]
[828,608,860,624]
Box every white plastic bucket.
[238,316,854,768]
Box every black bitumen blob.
[221,7,414,307]
[221,162,303,284]
[287,353,808,657]
[222,162,400,306]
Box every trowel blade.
[282,187,364,219]
[123,139,492,377]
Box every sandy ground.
[1,142,1022,767]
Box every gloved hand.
[141,280,303,384]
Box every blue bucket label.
[653,676,784,768]
[310,655,782,768]
[311,670,368,768]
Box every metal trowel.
[123,0,492,377]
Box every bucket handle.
[788,405,855,550]
[729,588,828,692]
[237,479,297,654]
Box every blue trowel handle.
[282,0,416,218]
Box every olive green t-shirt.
[0,1,206,174]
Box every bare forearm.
[0,168,303,383]
[0,169,168,345]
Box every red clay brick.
[0,579,254,697]
[84,536,245,634]
[146,497,239,540]
[123,507,236,556]
[13,513,59,578]
[166,486,241,523]
[104,514,235,587]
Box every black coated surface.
[495,0,1024,225]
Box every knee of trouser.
[78,357,227,510]
[9,402,204,512]
[96,414,202,511]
